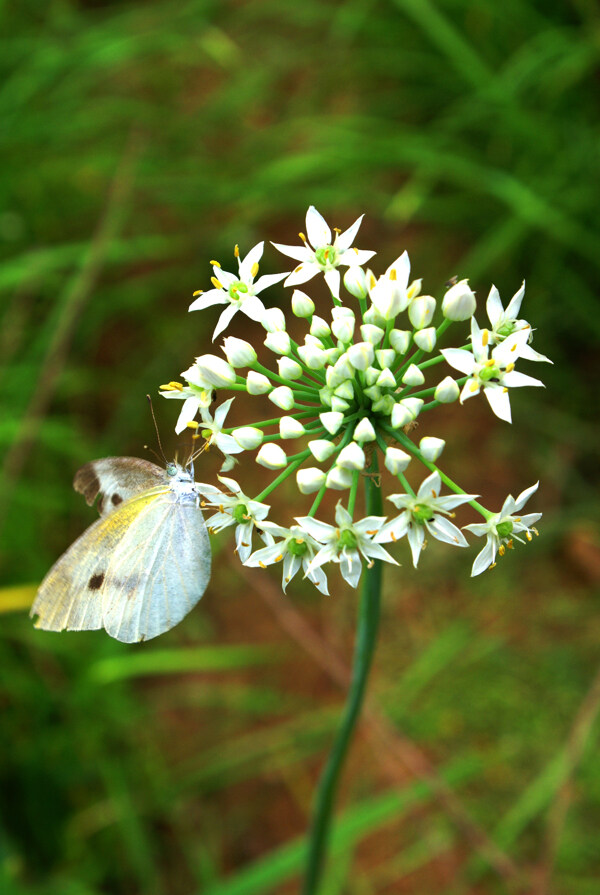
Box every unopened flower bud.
[344,266,368,299]
[376,368,396,388]
[297,343,327,370]
[278,357,303,380]
[264,331,292,355]
[391,403,413,428]
[326,354,354,388]
[296,467,326,494]
[401,364,425,386]
[442,279,476,321]
[389,329,411,354]
[222,337,257,368]
[347,341,374,371]
[334,381,354,401]
[419,436,445,461]
[261,307,286,332]
[331,315,355,343]
[331,396,351,412]
[337,442,366,470]
[362,304,386,327]
[353,417,376,442]
[360,324,385,346]
[408,295,436,329]
[280,416,306,439]
[256,443,287,469]
[434,375,460,403]
[401,397,424,418]
[232,427,264,449]
[308,439,336,461]
[384,447,411,474]
[319,386,333,407]
[326,466,353,490]
[320,411,345,435]
[246,371,271,394]
[363,385,381,402]
[310,315,331,338]
[194,354,236,387]
[268,385,295,410]
[181,364,213,390]
[413,327,436,352]
[370,275,407,320]
[291,289,315,318]
[375,348,396,369]
[365,367,380,386]
[371,394,395,415]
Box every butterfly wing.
[74,457,165,516]
[31,491,166,633]
[101,492,211,642]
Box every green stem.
[301,455,383,895]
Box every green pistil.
[496,520,513,538]
[315,245,338,268]
[479,365,500,382]
[288,537,309,557]
[412,503,433,524]
[497,322,514,338]
[233,504,249,524]
[228,281,249,301]
[338,528,358,550]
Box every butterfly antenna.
[146,394,167,463]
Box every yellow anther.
[391,532,397,542]
[242,541,249,548]
[503,386,509,393]
[294,264,303,273]
[511,342,518,352]
[333,227,341,234]
[259,561,267,569]
[505,362,515,373]
[389,268,397,281]
[211,276,223,290]
[294,537,304,544]
[352,246,359,254]
[275,554,284,563]
[507,539,514,550]
[192,433,200,441]
[234,244,240,258]
[526,531,532,541]
[485,358,495,367]
[251,262,259,277]
[490,561,497,569]
[366,529,377,536]
[192,289,203,296]
[470,381,479,392]
[482,329,489,347]
[532,527,539,537]
[219,504,224,513]
[299,231,307,243]
[186,420,199,430]
[367,559,374,568]
[210,260,221,268]
[499,544,505,556]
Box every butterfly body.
[31,458,211,643]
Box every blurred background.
[1,1,599,893]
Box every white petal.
[324,268,341,299]
[240,294,267,322]
[484,385,512,422]
[417,471,441,500]
[189,290,227,312]
[214,267,237,288]
[471,536,497,576]
[175,397,200,434]
[306,206,332,247]
[359,541,399,565]
[284,263,319,288]
[213,397,234,428]
[513,481,539,512]
[407,525,425,568]
[212,303,238,340]
[334,214,364,251]
[374,515,410,543]
[271,242,312,262]
[441,348,476,375]
[486,285,504,327]
[426,516,468,547]
[339,550,362,588]
[295,516,336,543]
[253,271,289,294]
[505,281,525,319]
[238,241,264,280]
[502,370,544,389]
[245,543,287,567]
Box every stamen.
[526,532,532,542]
[499,544,505,556]
[389,269,397,281]
[485,358,495,367]
[210,260,221,268]
[234,244,240,258]
[366,529,377,536]
[186,421,199,429]
[192,289,203,296]
[275,554,284,563]
[391,532,397,542]
[211,276,223,290]
[294,264,303,273]
[299,231,307,243]
[505,362,515,373]
[507,539,514,550]
[259,561,267,569]
[470,381,479,392]
[251,262,259,278]
[333,227,341,234]
[482,329,489,346]
[367,559,374,568]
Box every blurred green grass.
[1,1,599,893]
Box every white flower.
[232,426,264,450]
[408,295,436,330]
[360,324,385,346]
[389,329,411,354]
[384,447,411,475]
[272,206,375,299]
[222,337,257,368]
[246,371,272,395]
[376,348,396,370]
[245,523,329,594]
[193,354,237,388]
[434,376,459,404]
[198,477,270,563]
[278,357,303,380]
[353,417,376,443]
[325,466,353,490]
[337,442,365,470]
[264,331,292,356]
[189,242,287,340]
[402,364,425,386]
[486,283,551,362]
[441,318,544,423]
[419,436,445,461]
[298,503,397,589]
[268,385,295,411]
[198,398,244,463]
[280,416,306,439]
[368,251,410,319]
[159,381,213,434]
[375,472,477,567]
[308,439,336,461]
[413,327,436,351]
[343,265,368,299]
[291,289,315,318]
[320,411,345,435]
[464,482,541,576]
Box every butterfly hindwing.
[101,492,211,643]
[74,457,165,516]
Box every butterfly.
[31,456,211,643]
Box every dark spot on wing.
[111,493,123,506]
[88,572,105,590]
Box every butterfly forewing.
[74,457,165,516]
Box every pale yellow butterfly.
[31,457,211,643]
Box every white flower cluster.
[161,207,549,587]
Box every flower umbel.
[162,207,548,588]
